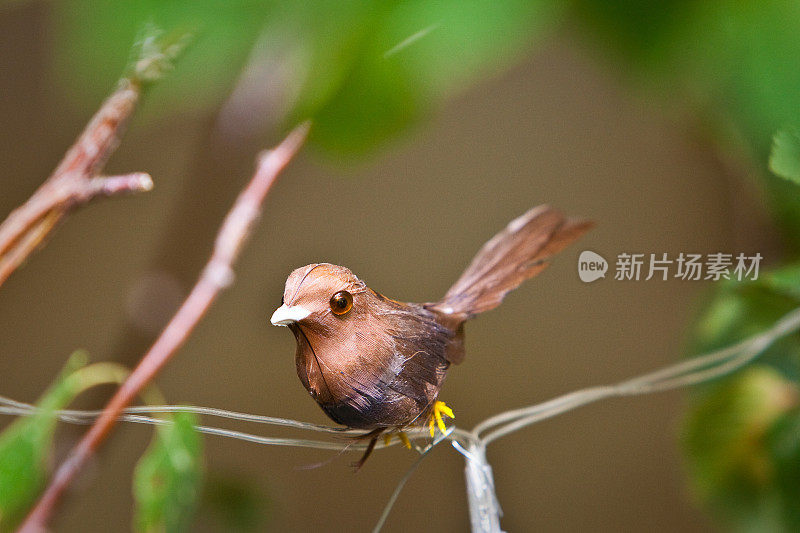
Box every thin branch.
[17,123,309,532]
[0,27,188,290]
[0,80,150,288]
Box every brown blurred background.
[0,4,771,532]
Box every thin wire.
[0,402,470,533]
[372,431,450,533]
[479,306,800,444]
[0,405,354,450]
[76,405,350,433]
[0,395,360,433]
[0,400,473,452]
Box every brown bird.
[271,205,591,467]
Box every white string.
[477,306,800,444]
[371,428,453,533]
[0,397,477,452]
[0,405,353,450]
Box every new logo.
[578,250,608,282]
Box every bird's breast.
[291,321,449,429]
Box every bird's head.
[270,263,368,333]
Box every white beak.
[270,304,312,326]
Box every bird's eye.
[329,290,353,316]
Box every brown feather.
[436,207,590,312]
[429,207,591,363]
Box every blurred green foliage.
[47,0,800,224]
[684,366,798,532]
[692,266,800,381]
[765,407,800,529]
[202,474,268,532]
[0,351,204,533]
[572,0,800,251]
[52,0,557,155]
[53,1,273,115]
[0,353,88,532]
[686,264,800,529]
[133,411,203,533]
[770,128,800,184]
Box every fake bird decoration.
[271,205,592,467]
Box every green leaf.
[769,128,800,184]
[684,262,800,530]
[683,366,798,530]
[133,411,204,533]
[0,353,88,532]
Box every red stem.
[18,123,309,532]
[0,80,152,288]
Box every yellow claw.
[438,403,455,419]
[384,431,413,449]
[435,409,446,433]
[428,400,455,437]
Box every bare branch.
[17,123,309,532]
[0,81,146,288]
[0,26,189,290]
[85,173,154,198]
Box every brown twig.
[18,123,309,532]
[0,80,153,288]
[0,25,189,290]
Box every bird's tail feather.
[434,205,592,320]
